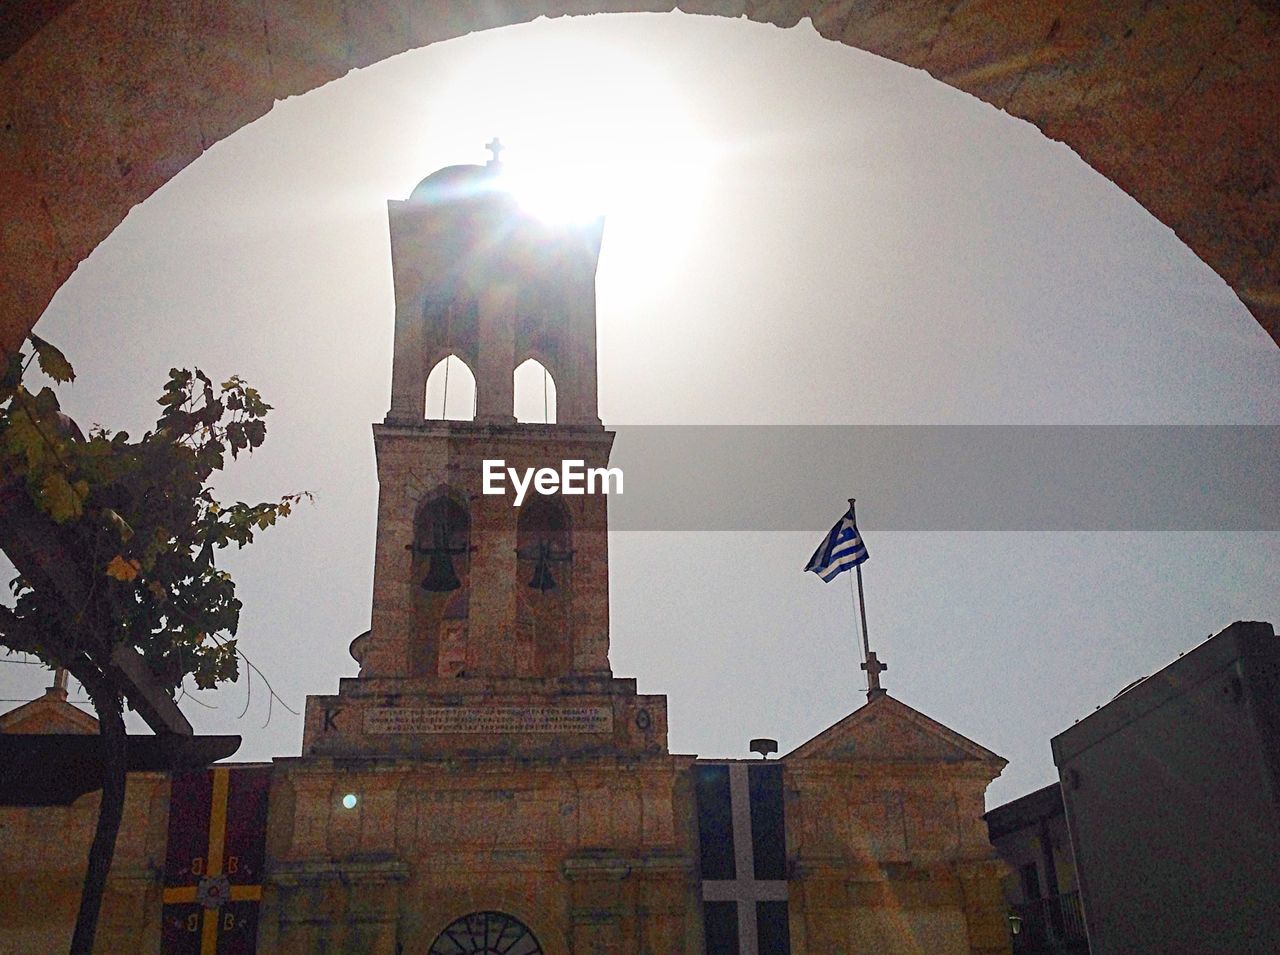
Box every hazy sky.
[3,13,1278,807]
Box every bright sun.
[428,30,714,229]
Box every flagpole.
[849,498,871,661]
[849,497,886,699]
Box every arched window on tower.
[411,493,471,677]
[513,358,556,424]
[425,354,477,421]
[515,495,572,677]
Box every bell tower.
[384,154,602,429]
[302,147,668,760]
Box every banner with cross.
[695,761,791,955]
[161,765,270,954]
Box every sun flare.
[430,32,714,231]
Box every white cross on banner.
[695,762,790,954]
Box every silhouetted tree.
[0,336,304,954]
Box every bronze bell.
[421,552,461,592]
[528,556,557,592]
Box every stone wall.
[786,762,1010,954]
[0,772,170,955]
[2,1,1277,356]
[263,753,701,954]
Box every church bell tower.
[0,144,1013,955]
[302,147,668,760]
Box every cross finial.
[861,650,887,700]
[485,137,504,166]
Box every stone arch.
[411,489,471,677]
[426,909,546,955]
[1,3,1276,356]
[424,293,480,375]
[514,356,557,424]
[516,493,573,677]
[425,353,477,422]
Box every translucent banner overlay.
[593,426,1279,531]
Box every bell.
[421,552,461,592]
[527,557,557,592]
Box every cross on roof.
[862,650,888,699]
[485,137,504,165]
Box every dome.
[407,163,501,204]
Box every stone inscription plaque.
[363,705,613,735]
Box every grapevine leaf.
[29,334,75,383]
[105,555,142,582]
[39,471,85,523]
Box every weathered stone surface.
[785,694,1009,950]
[0,772,170,954]
[259,753,699,952]
[301,675,670,759]
[2,0,1273,354]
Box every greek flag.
[804,506,869,582]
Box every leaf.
[5,399,48,467]
[28,334,75,383]
[244,419,266,449]
[105,554,142,582]
[39,471,85,523]
[225,420,245,457]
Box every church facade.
[0,153,1011,955]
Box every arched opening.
[3,7,1278,352]
[516,494,573,677]
[428,911,543,955]
[513,358,557,424]
[425,354,477,422]
[411,492,471,677]
[4,12,1277,803]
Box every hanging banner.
[160,765,270,955]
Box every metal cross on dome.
[485,137,505,165]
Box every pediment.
[0,691,98,735]
[785,694,1003,767]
